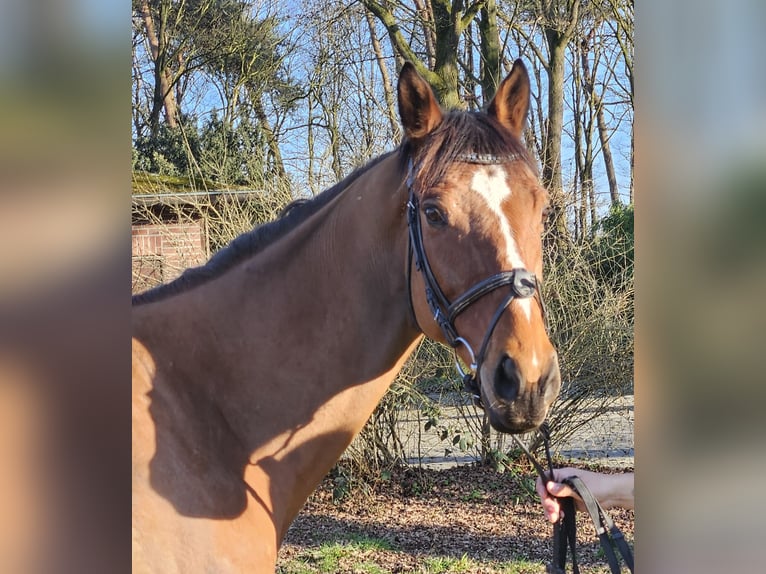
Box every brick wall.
[132,221,207,292]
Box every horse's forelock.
[412,111,534,191]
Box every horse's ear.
[487,59,530,139]
[398,62,443,143]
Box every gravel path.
[393,395,634,470]
[553,395,634,468]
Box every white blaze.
[470,166,532,321]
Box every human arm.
[535,468,634,523]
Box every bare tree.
[364,9,402,142]
[362,0,498,109]
[135,0,180,133]
[478,0,501,100]
[604,0,634,202]
[296,1,405,187]
[580,25,620,206]
[538,0,581,242]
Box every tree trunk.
[572,61,584,241]
[463,22,477,109]
[132,34,146,141]
[428,0,462,108]
[362,0,483,109]
[629,131,634,203]
[139,0,178,134]
[581,25,620,206]
[595,94,620,205]
[364,8,401,142]
[307,90,316,195]
[478,0,500,102]
[252,95,286,179]
[543,34,568,239]
[414,0,437,70]
[540,0,581,244]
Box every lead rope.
[511,424,634,574]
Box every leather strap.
[562,476,634,574]
[548,494,578,574]
[512,429,634,574]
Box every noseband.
[405,154,546,405]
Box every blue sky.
[130,1,633,210]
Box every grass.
[423,553,473,572]
[345,533,394,551]
[422,555,547,574]
[278,542,552,574]
[498,560,550,574]
[277,535,396,574]
[461,488,484,502]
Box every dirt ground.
[278,463,634,573]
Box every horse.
[132,60,561,573]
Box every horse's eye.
[423,205,447,227]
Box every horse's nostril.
[494,355,521,402]
[540,353,562,400]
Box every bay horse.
[132,60,561,572]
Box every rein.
[511,426,635,574]
[405,154,543,404]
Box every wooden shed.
[131,190,261,293]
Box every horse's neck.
[135,153,422,534]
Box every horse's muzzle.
[487,352,561,433]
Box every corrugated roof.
[131,189,269,207]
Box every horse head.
[399,60,561,434]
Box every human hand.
[535,467,583,523]
[535,468,634,523]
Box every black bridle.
[405,154,544,405]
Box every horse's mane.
[132,109,532,306]
[132,151,401,305]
